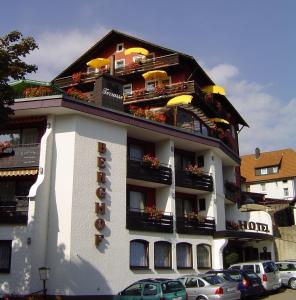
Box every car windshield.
[202,275,225,285]
[263,262,278,273]
[161,281,184,294]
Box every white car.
[275,261,296,289]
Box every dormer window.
[255,165,279,176]
[261,168,268,175]
[116,43,124,52]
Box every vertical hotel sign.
[95,142,107,246]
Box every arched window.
[196,244,212,269]
[154,241,171,269]
[130,240,149,268]
[176,242,192,269]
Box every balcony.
[127,159,172,185]
[126,209,173,233]
[224,182,241,203]
[175,170,213,192]
[0,144,40,169]
[123,81,198,104]
[176,215,216,235]
[0,196,29,224]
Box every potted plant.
[72,72,82,83]
[66,87,89,101]
[0,141,13,155]
[186,164,203,176]
[144,206,164,220]
[142,154,160,169]
[23,86,53,98]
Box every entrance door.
[244,246,259,261]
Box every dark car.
[206,269,264,298]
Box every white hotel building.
[0,30,274,298]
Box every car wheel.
[197,297,206,300]
[289,278,296,289]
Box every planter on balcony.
[176,215,216,235]
[175,169,213,191]
[126,209,173,233]
[127,159,172,185]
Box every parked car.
[229,261,281,292]
[116,278,188,299]
[178,274,240,300]
[275,261,296,289]
[206,269,264,298]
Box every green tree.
[0,31,38,122]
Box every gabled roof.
[53,29,214,85]
[241,148,296,183]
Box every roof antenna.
[255,147,260,159]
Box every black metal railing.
[0,143,40,169]
[127,159,172,185]
[0,196,29,224]
[175,170,213,191]
[126,208,173,233]
[176,215,216,235]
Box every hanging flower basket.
[186,164,203,177]
[143,154,160,169]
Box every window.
[176,243,192,268]
[175,194,197,217]
[130,240,149,268]
[129,144,143,161]
[196,244,211,268]
[133,55,145,63]
[246,185,250,192]
[154,241,171,269]
[143,283,157,296]
[87,67,99,74]
[272,166,279,173]
[185,277,198,288]
[242,265,254,272]
[129,191,145,212]
[0,241,12,273]
[115,59,125,69]
[261,168,268,175]
[174,150,195,171]
[198,198,206,211]
[116,43,124,52]
[197,155,204,167]
[255,265,260,274]
[146,80,157,92]
[284,188,289,196]
[161,281,184,294]
[123,84,132,96]
[261,183,266,191]
[121,283,142,296]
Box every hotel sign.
[238,220,270,233]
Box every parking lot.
[257,288,296,299]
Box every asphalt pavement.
[257,287,296,300]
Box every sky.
[1,0,295,155]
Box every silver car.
[178,274,241,300]
[275,261,296,289]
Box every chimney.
[255,147,260,159]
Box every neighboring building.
[0,30,275,298]
[241,148,296,201]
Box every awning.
[0,169,38,177]
[124,47,149,56]
[86,58,110,69]
[209,118,230,125]
[202,85,226,96]
[167,95,193,106]
[142,70,168,81]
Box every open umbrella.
[167,95,193,106]
[86,58,110,69]
[202,85,226,96]
[124,47,149,56]
[142,70,168,81]
[209,118,230,125]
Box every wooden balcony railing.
[0,196,29,224]
[175,170,213,192]
[0,144,40,169]
[123,81,197,104]
[126,208,173,233]
[127,159,172,185]
[176,215,216,235]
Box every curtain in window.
[0,242,11,270]
[197,244,211,268]
[177,243,192,268]
[130,241,148,267]
[129,191,145,212]
[155,242,171,268]
[129,144,143,161]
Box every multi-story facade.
[241,148,296,201]
[0,30,274,298]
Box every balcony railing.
[175,170,213,192]
[0,196,29,224]
[53,54,179,89]
[176,215,216,235]
[127,159,172,185]
[123,81,197,104]
[126,208,173,233]
[0,143,40,169]
[224,182,241,203]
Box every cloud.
[26,26,110,81]
[206,64,296,155]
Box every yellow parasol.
[209,118,230,125]
[86,58,110,69]
[167,95,193,107]
[124,47,149,56]
[202,85,226,96]
[142,70,168,81]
